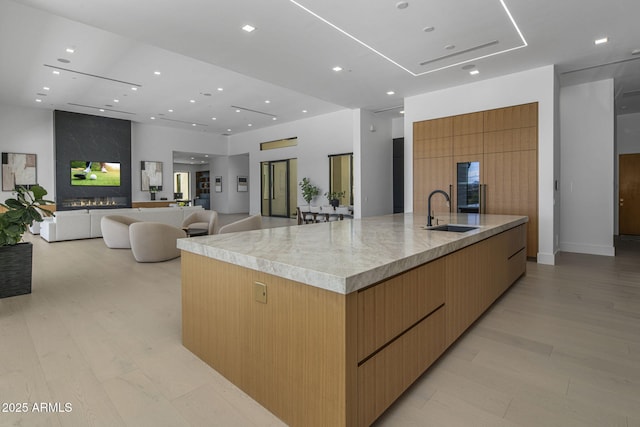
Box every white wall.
[0,104,55,201]
[226,154,250,213]
[404,65,557,264]
[131,123,227,202]
[617,112,640,154]
[559,79,615,256]
[359,110,393,217]
[392,117,404,139]
[228,109,354,214]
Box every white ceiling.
[2,0,640,136]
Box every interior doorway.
[619,153,640,235]
[261,158,297,218]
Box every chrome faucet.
[427,189,450,227]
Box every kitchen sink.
[427,224,479,232]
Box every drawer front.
[357,308,445,426]
[505,224,526,258]
[357,257,445,361]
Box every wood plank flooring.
[1,219,639,426]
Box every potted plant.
[299,177,320,209]
[324,190,345,208]
[149,185,159,201]
[0,185,54,298]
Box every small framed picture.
[237,176,248,192]
[214,176,222,192]
[2,152,37,191]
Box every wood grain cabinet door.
[619,153,640,235]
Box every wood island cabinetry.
[181,219,527,426]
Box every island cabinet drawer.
[357,307,445,427]
[356,257,445,362]
[505,224,526,258]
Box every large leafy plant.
[299,177,320,207]
[0,185,54,246]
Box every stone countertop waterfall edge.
[177,213,528,294]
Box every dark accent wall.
[393,137,404,213]
[54,110,131,210]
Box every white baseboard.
[558,242,615,257]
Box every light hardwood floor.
[1,219,639,427]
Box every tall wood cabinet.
[413,103,538,257]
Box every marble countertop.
[177,213,528,295]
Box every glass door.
[261,159,297,218]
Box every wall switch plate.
[254,282,267,304]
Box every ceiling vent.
[420,40,499,67]
[43,64,142,87]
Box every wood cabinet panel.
[182,253,357,427]
[413,157,453,215]
[484,126,537,153]
[357,308,445,427]
[453,111,484,135]
[414,137,452,159]
[414,117,453,140]
[484,150,537,257]
[453,133,483,156]
[484,103,538,132]
[357,257,445,361]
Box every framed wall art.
[141,161,163,191]
[237,176,248,192]
[2,152,37,191]
[214,176,222,193]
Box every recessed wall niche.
[54,110,132,210]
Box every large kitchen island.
[177,213,528,427]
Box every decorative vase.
[0,242,33,298]
[150,192,156,201]
[331,199,339,208]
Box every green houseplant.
[324,190,345,208]
[299,177,320,209]
[0,185,54,298]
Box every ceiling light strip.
[289,0,527,77]
[373,105,404,114]
[158,117,209,126]
[288,0,417,76]
[561,56,640,75]
[67,103,135,115]
[43,64,142,87]
[420,41,499,66]
[230,105,277,117]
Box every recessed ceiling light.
[190,99,196,103]
[400,110,405,114]
[150,116,155,120]
[396,1,409,10]
[217,87,223,91]
[35,98,42,103]
[131,87,138,91]
[190,157,195,160]
[52,70,60,75]
[332,66,343,72]
[99,109,105,112]
[632,49,640,55]
[594,37,608,45]
[43,86,50,91]
[65,47,75,54]
[248,123,253,127]
[242,24,255,33]
[168,109,174,112]
[265,100,271,103]
[154,71,161,75]
[236,109,241,113]
[387,91,395,95]
[205,155,209,157]
[211,117,217,120]
[423,26,435,33]
[227,129,232,132]
[272,117,277,121]
[470,70,480,75]
[113,99,119,103]
[302,109,308,113]
[192,124,196,127]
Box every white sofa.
[40,206,204,242]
